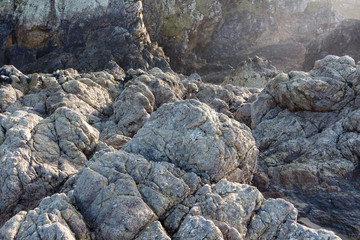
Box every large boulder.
[124,100,258,183]
[252,55,360,238]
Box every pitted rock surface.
[0,193,90,240]
[124,99,258,183]
[252,55,360,237]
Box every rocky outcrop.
[251,55,360,238]
[0,0,170,73]
[0,59,343,239]
[143,0,342,79]
[0,194,90,240]
[222,56,280,88]
[304,19,360,71]
[124,100,258,183]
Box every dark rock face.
[0,0,170,74]
[304,19,360,71]
[143,0,342,79]
[251,55,360,238]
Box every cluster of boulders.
[0,54,354,239]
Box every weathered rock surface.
[222,56,280,88]
[124,100,258,183]
[175,180,340,240]
[143,0,342,79]
[0,106,99,226]
[1,0,170,73]
[252,55,360,238]
[0,59,345,239]
[71,150,200,239]
[0,193,90,240]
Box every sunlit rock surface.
[252,55,360,238]
[0,61,343,239]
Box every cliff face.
[143,0,342,81]
[0,0,170,73]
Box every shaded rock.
[124,100,258,183]
[0,193,90,240]
[143,0,342,78]
[304,19,360,71]
[136,221,171,240]
[72,150,200,239]
[0,85,23,112]
[251,55,360,237]
[222,56,280,88]
[1,0,169,73]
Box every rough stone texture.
[143,0,342,79]
[252,55,360,238]
[113,67,185,137]
[135,221,171,240]
[222,56,280,88]
[0,107,99,226]
[1,0,170,73]
[0,193,90,240]
[71,150,200,239]
[174,180,340,240]
[0,60,344,239]
[124,100,258,183]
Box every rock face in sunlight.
[0,61,342,239]
[1,1,359,239]
[251,55,360,238]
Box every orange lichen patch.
[16,25,50,49]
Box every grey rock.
[113,67,185,137]
[0,107,99,225]
[174,179,340,240]
[175,215,224,240]
[223,56,280,88]
[124,100,258,183]
[0,193,90,240]
[72,150,200,239]
[252,55,360,237]
[136,221,171,240]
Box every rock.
[174,179,340,240]
[304,19,360,71]
[266,55,357,112]
[1,0,169,73]
[72,150,200,239]
[251,55,360,238]
[0,85,23,112]
[135,221,171,240]
[222,56,280,88]
[113,67,185,137]
[124,100,258,183]
[143,0,342,78]
[0,193,90,240]
[0,107,99,226]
